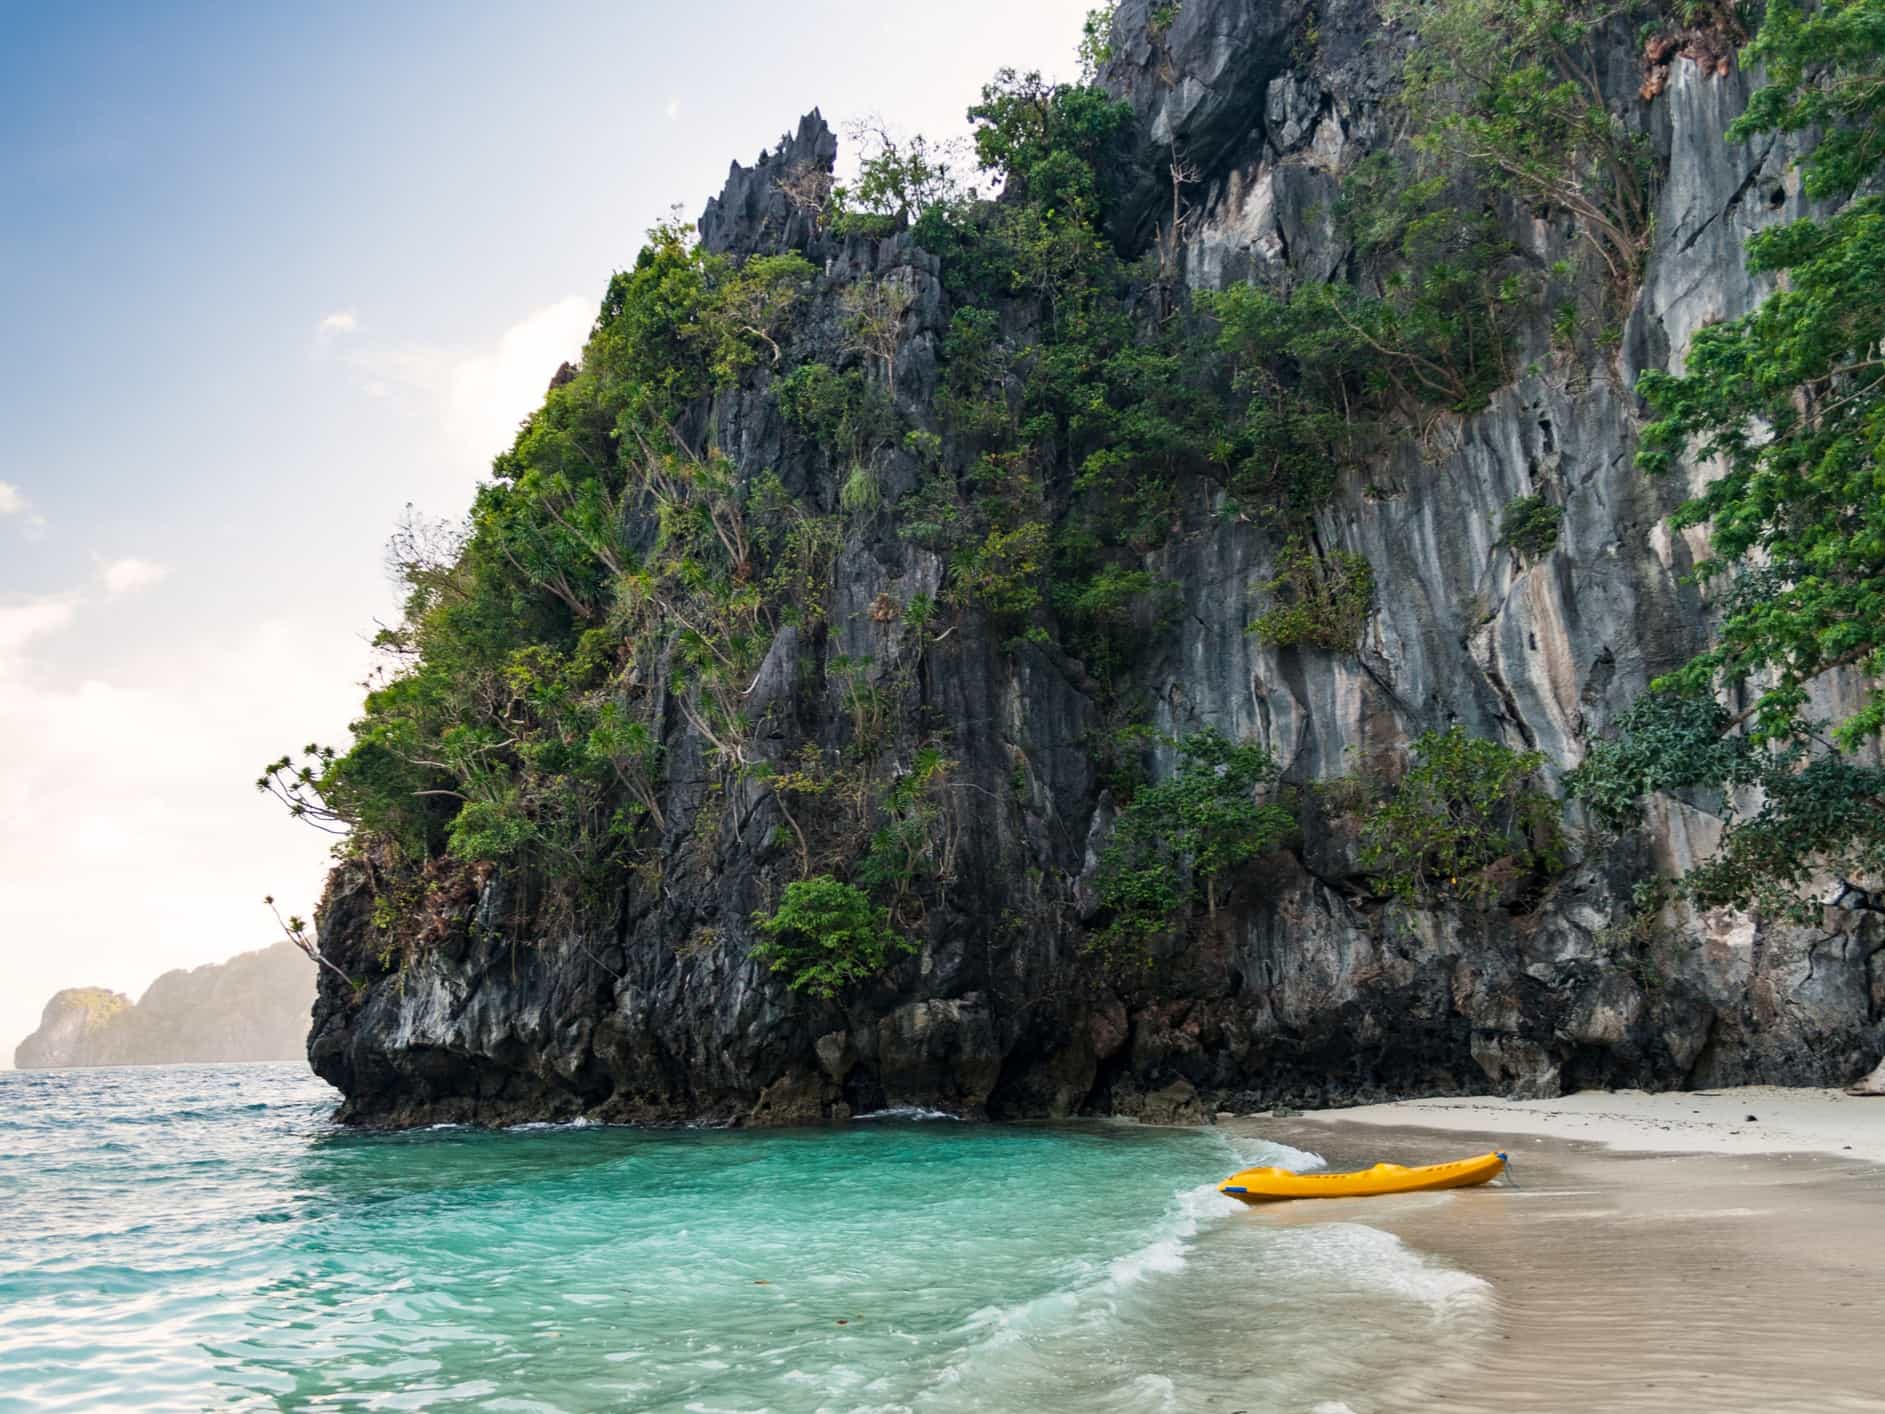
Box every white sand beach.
[1292,1084,1885,1163]
[1224,1088,1885,1411]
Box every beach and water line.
[1,1064,1880,1412]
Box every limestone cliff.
[309,0,1884,1127]
[14,988,133,1069]
[14,943,316,1068]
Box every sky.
[0,0,1096,1061]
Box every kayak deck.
[1218,1150,1508,1203]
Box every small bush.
[957,520,1051,623]
[1359,726,1564,907]
[1311,771,1379,821]
[1499,495,1563,557]
[751,876,915,999]
[776,363,897,469]
[1093,728,1296,960]
[1251,538,1374,651]
[1078,3,1119,78]
[840,462,880,515]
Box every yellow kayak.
[1218,1150,1508,1203]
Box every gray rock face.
[698,110,837,259]
[309,1,1885,1127]
[13,988,132,1069]
[15,943,316,1068]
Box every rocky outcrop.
[309,0,1885,1127]
[15,943,316,1068]
[14,988,133,1069]
[699,109,838,258]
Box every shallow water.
[0,1065,1496,1412]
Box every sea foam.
[1227,1134,1328,1171]
[851,1105,961,1121]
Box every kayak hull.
[1218,1151,1507,1203]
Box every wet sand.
[1223,1093,1885,1411]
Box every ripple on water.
[0,1065,1499,1412]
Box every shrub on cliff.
[1570,694,1885,920]
[1250,537,1375,652]
[1499,495,1563,558]
[751,877,915,999]
[1093,729,1296,960]
[1360,727,1564,908]
[1389,0,1654,294]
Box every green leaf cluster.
[1731,0,1885,200]
[751,876,917,999]
[1359,726,1565,908]
[1078,3,1119,80]
[1635,197,1885,747]
[1569,694,1885,918]
[1250,537,1375,652]
[1389,0,1653,292]
[1093,729,1296,960]
[1198,159,1529,516]
[1499,495,1564,558]
[829,128,972,237]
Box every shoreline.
[1277,1083,1885,1164]
[1221,1091,1885,1411]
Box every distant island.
[14,942,315,1068]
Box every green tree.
[751,876,916,999]
[1094,729,1296,958]
[1078,3,1119,80]
[1389,0,1653,291]
[830,124,972,236]
[1360,727,1564,907]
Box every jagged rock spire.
[698,109,838,257]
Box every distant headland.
[13,942,314,1068]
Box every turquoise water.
[0,1064,1493,1412]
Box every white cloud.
[100,557,170,595]
[666,98,681,121]
[344,297,592,472]
[445,298,593,465]
[0,594,79,661]
[0,482,25,516]
[0,600,367,1066]
[319,310,358,334]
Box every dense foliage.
[1389,0,1653,295]
[1499,495,1564,558]
[1092,729,1296,962]
[1359,727,1565,908]
[1571,695,1885,919]
[750,876,914,999]
[1250,538,1375,652]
